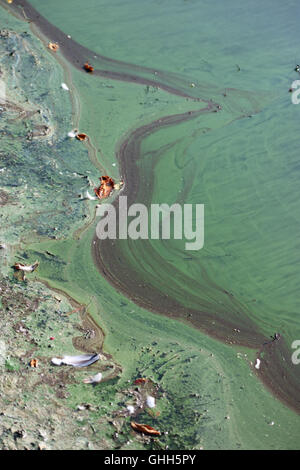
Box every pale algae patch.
[0,7,117,450]
[0,8,99,249]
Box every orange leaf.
[130,421,160,436]
[83,63,94,73]
[134,378,148,385]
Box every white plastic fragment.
[51,357,63,366]
[68,131,77,138]
[255,358,261,370]
[85,190,97,201]
[146,396,156,408]
[83,372,102,384]
[61,83,69,91]
[51,353,100,368]
[127,405,135,414]
[14,260,39,272]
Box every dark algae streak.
[6,0,300,415]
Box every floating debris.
[48,42,59,52]
[130,421,161,437]
[67,130,77,138]
[114,180,124,191]
[14,260,39,273]
[83,372,102,384]
[76,133,88,142]
[127,405,135,414]
[255,358,261,370]
[146,396,156,408]
[30,359,38,368]
[83,62,94,73]
[134,378,148,385]
[46,250,55,257]
[0,243,7,250]
[77,403,94,411]
[61,83,69,91]
[94,176,115,200]
[85,190,98,201]
[51,353,100,368]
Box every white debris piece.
[127,405,135,414]
[85,190,97,201]
[61,83,69,91]
[68,131,77,138]
[255,358,261,370]
[14,261,39,272]
[83,372,102,384]
[146,396,156,408]
[51,353,100,368]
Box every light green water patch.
[27,0,300,94]
[71,65,206,177]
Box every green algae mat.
[0,0,299,450]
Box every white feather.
[51,353,100,368]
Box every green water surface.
[1,0,300,449]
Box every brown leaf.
[130,421,161,436]
[83,62,94,73]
